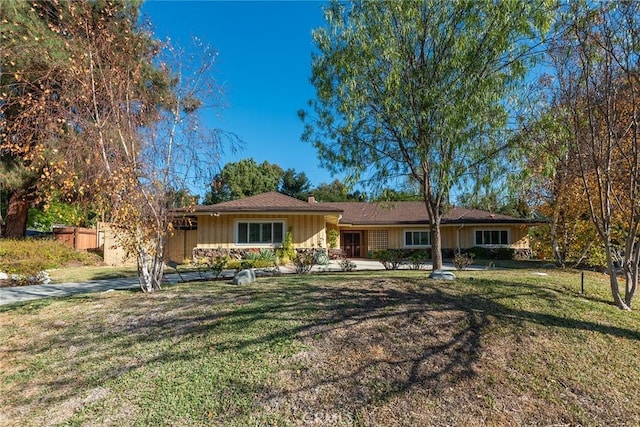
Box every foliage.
[301,0,552,270]
[293,250,315,274]
[453,253,476,271]
[338,256,357,272]
[276,228,296,263]
[311,179,366,202]
[327,229,339,249]
[529,1,640,309]
[408,249,431,270]
[206,255,229,278]
[314,249,330,266]
[0,238,100,284]
[372,249,406,270]
[1,1,236,291]
[27,197,94,232]
[280,169,312,201]
[204,158,283,204]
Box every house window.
[475,230,508,246]
[369,230,389,250]
[404,230,430,247]
[237,221,284,245]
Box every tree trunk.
[2,192,29,238]
[137,231,165,292]
[431,216,443,270]
[604,246,630,310]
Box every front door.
[342,232,361,258]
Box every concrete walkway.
[0,260,468,306]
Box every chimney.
[308,195,316,204]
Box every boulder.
[429,270,456,281]
[232,269,256,285]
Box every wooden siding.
[165,229,198,263]
[354,224,530,253]
[196,213,326,249]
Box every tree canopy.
[301,0,552,268]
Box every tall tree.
[311,179,366,202]
[0,0,169,237]
[301,0,552,269]
[1,1,234,291]
[280,168,312,200]
[203,158,283,204]
[545,1,640,309]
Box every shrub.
[454,252,475,270]
[467,246,489,259]
[327,229,339,248]
[0,238,101,285]
[208,255,229,278]
[408,249,430,270]
[496,247,515,260]
[372,249,405,270]
[314,249,330,266]
[339,257,357,272]
[276,228,295,263]
[293,250,315,274]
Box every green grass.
[46,265,140,283]
[1,269,639,426]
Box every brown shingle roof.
[319,201,534,225]
[190,192,343,214]
[182,192,536,224]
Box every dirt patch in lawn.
[259,277,624,426]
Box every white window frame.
[474,229,509,246]
[403,229,431,248]
[235,220,285,246]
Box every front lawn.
[1,269,638,426]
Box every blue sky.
[141,1,336,195]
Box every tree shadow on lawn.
[7,275,640,423]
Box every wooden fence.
[53,227,98,251]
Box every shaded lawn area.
[1,269,639,426]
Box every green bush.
[408,249,430,270]
[276,229,295,263]
[372,249,405,270]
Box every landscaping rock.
[0,272,8,281]
[232,269,256,285]
[429,270,456,281]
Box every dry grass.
[1,269,639,426]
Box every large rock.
[429,270,456,281]
[232,269,256,285]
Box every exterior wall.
[165,229,198,263]
[196,213,326,249]
[99,222,136,267]
[455,225,529,249]
[193,213,532,259]
[357,224,530,254]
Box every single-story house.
[167,191,540,262]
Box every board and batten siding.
[360,224,529,253]
[196,213,326,249]
[165,229,198,263]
